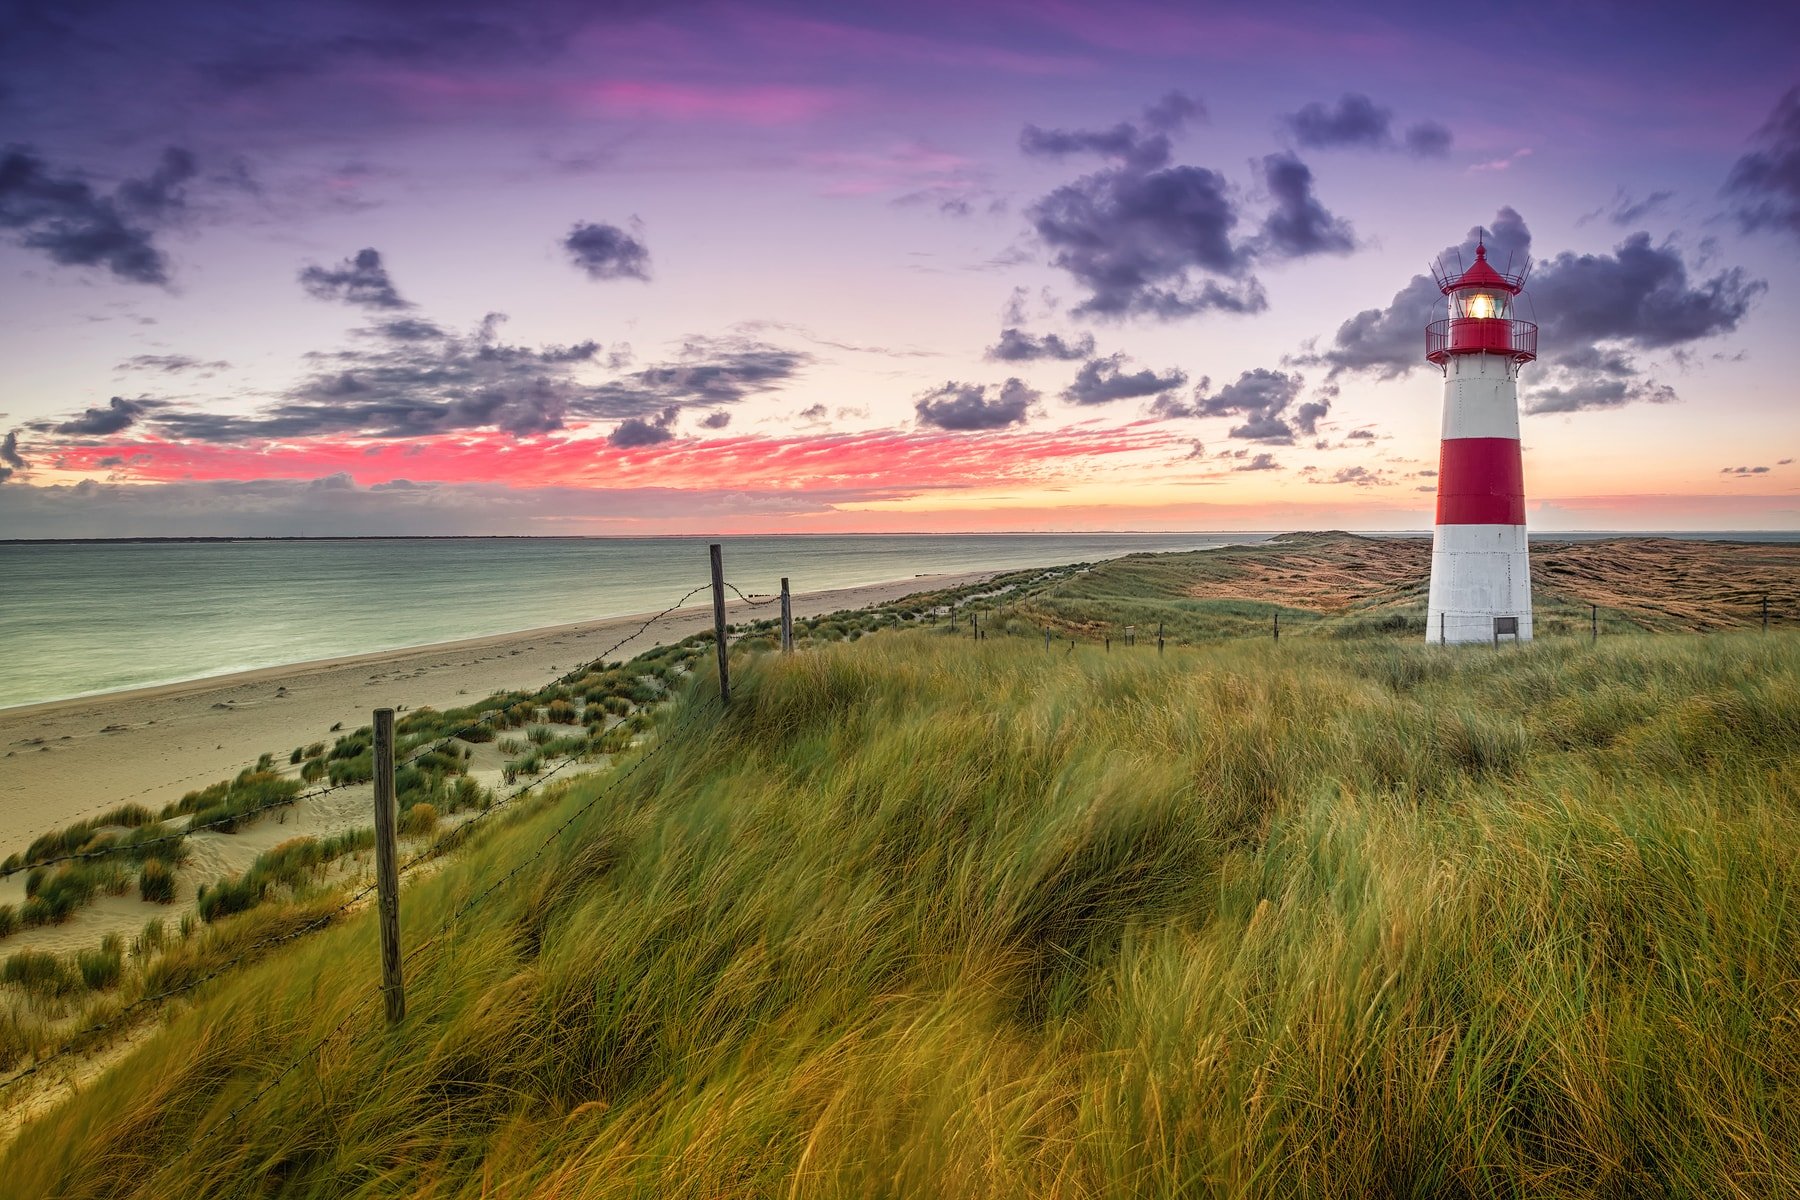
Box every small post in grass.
[710,542,730,704]
[1591,603,1598,644]
[1044,627,1052,652]
[1273,609,1279,642]
[1158,620,1165,655]
[779,577,793,654]
[372,707,404,1026]
[972,611,979,641]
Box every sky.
[2,0,1797,537]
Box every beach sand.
[0,570,992,863]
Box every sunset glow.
[2,2,1796,536]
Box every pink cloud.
[53,424,1187,495]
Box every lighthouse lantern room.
[1424,235,1537,644]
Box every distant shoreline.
[5,529,1797,546]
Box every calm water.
[0,533,1265,709]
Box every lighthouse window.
[1466,292,1497,319]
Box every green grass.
[4,622,1798,1197]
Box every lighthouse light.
[1467,292,1497,319]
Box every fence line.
[0,548,767,1105]
[206,693,723,1137]
[1,581,722,879]
[1,544,1790,1114]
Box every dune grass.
[3,623,1797,1197]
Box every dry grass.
[3,625,1798,1198]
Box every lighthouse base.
[1426,523,1533,645]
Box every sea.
[0,533,1263,710]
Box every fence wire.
[1,582,716,878]
[208,695,721,1135]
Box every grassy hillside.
[5,617,1799,1196]
[946,532,1800,643]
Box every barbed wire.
[722,582,779,609]
[206,695,720,1135]
[0,582,716,879]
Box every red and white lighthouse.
[1424,236,1537,644]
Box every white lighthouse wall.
[1426,523,1533,643]
[1441,353,1521,440]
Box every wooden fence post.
[780,577,793,654]
[1157,621,1165,655]
[710,543,730,704]
[1273,610,1279,641]
[1591,604,1598,644]
[1044,627,1051,652]
[372,707,404,1026]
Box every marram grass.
[5,630,1799,1198]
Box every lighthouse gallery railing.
[1426,318,1538,365]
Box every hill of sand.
[1179,532,1798,630]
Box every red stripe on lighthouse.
[1436,437,1525,526]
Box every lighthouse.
[1424,235,1537,644]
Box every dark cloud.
[1028,159,1264,318]
[135,317,804,443]
[0,430,23,483]
[1726,86,1800,240]
[51,396,161,436]
[699,410,731,430]
[1020,121,1173,171]
[1721,465,1771,475]
[1525,376,1677,414]
[1062,354,1187,405]
[369,317,446,341]
[1325,465,1391,487]
[1023,99,1351,319]
[298,247,410,309]
[562,220,650,281]
[1530,232,1762,349]
[1234,453,1280,472]
[0,145,195,285]
[116,353,230,373]
[797,403,829,421]
[1142,91,1205,133]
[915,378,1040,431]
[1000,286,1030,326]
[1155,367,1324,443]
[1285,93,1390,150]
[1402,122,1453,158]
[608,406,677,448]
[1298,209,1758,415]
[985,327,1095,362]
[587,336,810,413]
[1256,153,1355,258]
[1284,94,1452,158]
[1344,428,1376,441]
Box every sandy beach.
[0,570,993,861]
